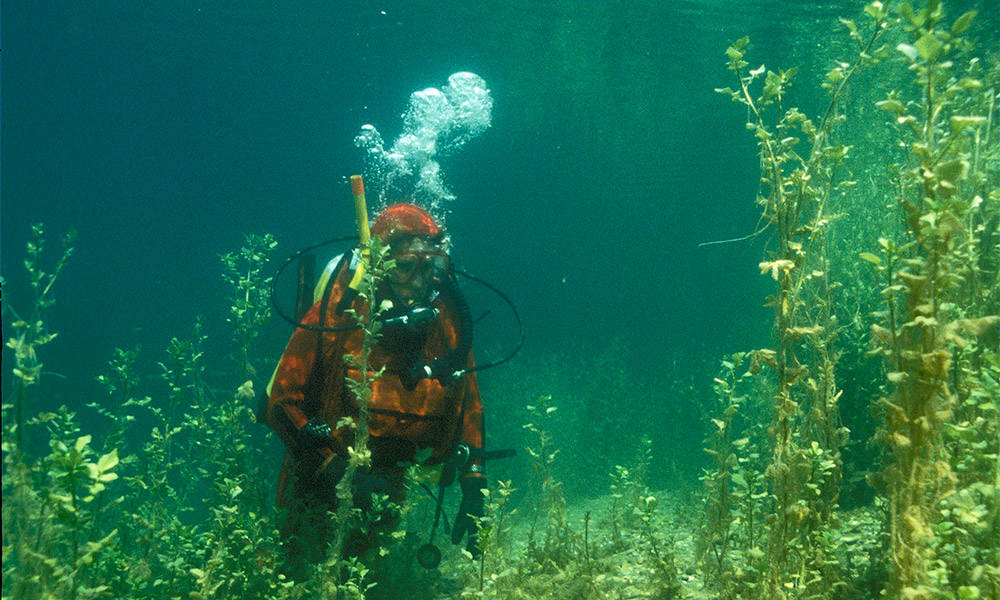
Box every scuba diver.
[265,200,487,574]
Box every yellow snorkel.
[347,174,371,291]
[311,175,372,305]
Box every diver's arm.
[267,303,335,469]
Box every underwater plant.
[707,2,998,599]
[2,227,301,600]
[864,2,999,597]
[712,3,906,597]
[522,395,576,573]
[609,435,654,547]
[321,232,396,595]
[220,232,279,380]
[2,227,124,600]
[4,223,75,453]
[697,353,749,593]
[458,479,516,599]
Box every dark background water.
[3,1,993,451]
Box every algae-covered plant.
[699,2,998,599]
[867,2,999,596]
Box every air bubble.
[354,72,493,219]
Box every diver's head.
[372,203,449,306]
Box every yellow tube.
[348,175,371,290]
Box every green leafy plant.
[220,233,278,380]
[714,3,895,596]
[865,3,999,597]
[322,231,396,595]
[523,395,576,572]
[698,353,749,593]
[4,223,76,453]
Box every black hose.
[269,236,364,333]
[451,268,525,374]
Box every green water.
[3,1,997,598]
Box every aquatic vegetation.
[2,229,295,600]
[608,435,654,548]
[449,398,683,600]
[459,479,516,598]
[4,223,75,453]
[220,232,278,380]
[701,2,998,600]
[864,2,1000,597]
[522,396,575,572]
[714,4,892,593]
[324,232,395,594]
[697,353,749,593]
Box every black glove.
[314,455,391,511]
[300,417,332,447]
[452,476,487,558]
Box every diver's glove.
[300,417,332,447]
[452,475,487,558]
[314,454,391,510]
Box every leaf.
[876,99,906,115]
[759,259,795,280]
[914,32,943,61]
[763,70,782,100]
[887,372,907,383]
[950,115,986,134]
[863,1,886,19]
[897,43,919,61]
[951,11,977,35]
[958,78,983,91]
[953,316,1000,337]
[921,350,952,379]
[859,252,882,265]
[75,435,92,452]
[97,449,119,472]
[935,159,968,185]
[787,325,824,338]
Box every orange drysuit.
[266,255,485,506]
